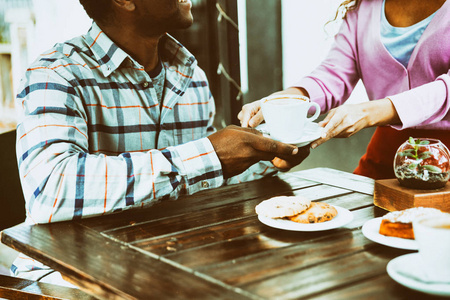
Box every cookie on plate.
[255,196,311,219]
[289,202,337,223]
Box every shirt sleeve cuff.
[174,137,224,193]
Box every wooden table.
[0,168,442,299]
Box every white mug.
[412,214,450,282]
[260,94,320,143]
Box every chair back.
[0,130,25,230]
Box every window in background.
[31,0,91,57]
[0,0,91,133]
[0,0,33,133]
[282,0,368,104]
[282,0,373,173]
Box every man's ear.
[112,0,136,12]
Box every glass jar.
[394,137,450,190]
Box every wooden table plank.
[80,175,319,232]
[292,168,375,195]
[0,274,97,300]
[134,216,261,256]
[196,206,385,285]
[0,223,251,300]
[310,273,445,300]
[103,184,352,244]
[201,230,375,286]
[130,194,375,257]
[160,206,379,270]
[241,245,410,299]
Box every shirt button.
[201,181,209,188]
[142,82,149,88]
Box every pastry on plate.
[289,202,337,224]
[379,207,445,239]
[255,195,311,219]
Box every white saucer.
[361,217,418,250]
[256,122,324,147]
[258,205,353,231]
[387,253,450,296]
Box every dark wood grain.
[0,274,97,300]
[310,273,445,300]
[241,245,410,299]
[201,230,374,286]
[81,175,319,232]
[374,178,450,212]
[158,207,381,270]
[104,184,352,244]
[131,200,373,257]
[198,207,386,285]
[1,223,250,300]
[2,168,435,300]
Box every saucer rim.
[256,122,323,146]
[387,253,450,296]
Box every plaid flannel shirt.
[16,22,276,225]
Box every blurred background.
[0,0,376,275]
[0,0,374,173]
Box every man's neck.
[98,22,163,72]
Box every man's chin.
[177,16,194,30]
[141,15,193,35]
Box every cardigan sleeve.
[388,72,450,130]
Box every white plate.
[258,205,353,231]
[361,217,418,250]
[387,253,450,297]
[256,122,324,147]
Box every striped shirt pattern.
[16,22,275,225]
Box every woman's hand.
[311,98,400,148]
[238,87,308,128]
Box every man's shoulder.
[28,36,97,74]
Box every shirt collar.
[159,33,197,70]
[85,22,197,77]
[84,22,128,77]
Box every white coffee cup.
[260,94,321,143]
[412,214,450,282]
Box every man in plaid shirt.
[12,0,309,285]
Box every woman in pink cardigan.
[239,0,450,179]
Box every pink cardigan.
[294,0,450,130]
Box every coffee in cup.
[260,94,320,143]
[412,214,450,282]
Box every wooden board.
[374,178,450,212]
[291,167,375,195]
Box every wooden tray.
[374,178,450,213]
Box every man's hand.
[238,87,308,128]
[271,145,310,172]
[207,125,309,178]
